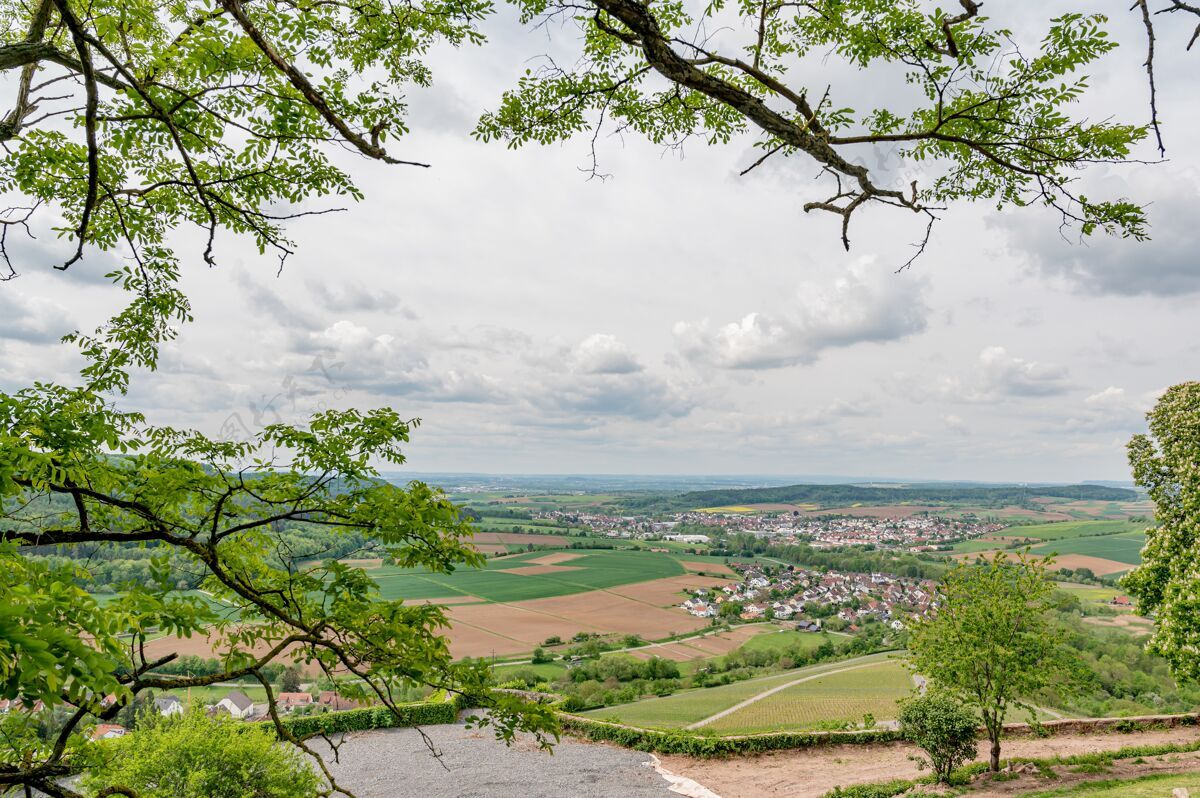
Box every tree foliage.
[898,692,978,783]
[475,1,1200,262]
[906,552,1086,771]
[1123,381,1200,681]
[84,709,321,798]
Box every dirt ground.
[1051,554,1131,576]
[471,532,571,546]
[657,727,1200,798]
[529,552,585,565]
[681,561,736,576]
[609,575,732,607]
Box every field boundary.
[558,710,1200,758]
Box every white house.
[216,690,255,719]
[154,695,184,717]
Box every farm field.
[702,657,913,733]
[581,652,899,729]
[1031,530,1146,565]
[366,549,692,603]
[1006,519,1144,541]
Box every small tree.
[530,647,552,664]
[907,552,1085,771]
[718,601,743,620]
[85,709,321,798]
[899,693,979,783]
[279,665,302,694]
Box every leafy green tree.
[898,693,978,783]
[84,709,321,798]
[279,666,302,695]
[1123,381,1200,681]
[718,600,743,620]
[907,552,1085,771]
[476,2,1200,262]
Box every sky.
[1,3,1197,483]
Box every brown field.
[676,627,768,656]
[471,543,509,554]
[680,560,735,575]
[470,532,570,546]
[497,564,582,576]
[140,633,323,675]
[514,591,708,640]
[527,552,584,565]
[607,575,731,607]
[336,558,384,568]
[1053,553,1131,575]
[438,623,530,658]
[985,505,1073,521]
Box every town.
[681,561,938,631]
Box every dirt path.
[686,660,894,730]
[658,727,1200,798]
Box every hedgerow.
[261,701,457,738]
[558,715,901,756]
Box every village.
[680,562,938,631]
[0,687,363,742]
[536,507,1005,551]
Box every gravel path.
[320,722,679,798]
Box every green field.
[582,653,899,729]
[1008,520,1144,541]
[1032,530,1147,565]
[1055,582,1124,603]
[735,630,837,655]
[704,658,913,733]
[368,548,690,602]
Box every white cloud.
[940,347,1073,403]
[571,333,643,374]
[673,261,928,369]
[0,290,73,343]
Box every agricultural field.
[1031,530,1146,566]
[702,657,913,733]
[1006,520,1145,541]
[366,549,701,603]
[582,652,899,729]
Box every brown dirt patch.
[498,564,583,576]
[608,575,732,607]
[447,603,603,650]
[335,558,384,568]
[527,552,585,566]
[471,532,570,546]
[471,543,509,554]
[516,592,709,641]
[1052,554,1131,575]
[680,561,735,575]
[677,629,767,656]
[659,727,1200,798]
[140,633,322,676]
[1084,614,1155,632]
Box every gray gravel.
[319,722,677,797]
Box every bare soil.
[657,728,1200,798]
[498,564,584,575]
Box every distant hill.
[623,483,1138,512]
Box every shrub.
[531,647,553,664]
[898,693,978,783]
[86,709,320,798]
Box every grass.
[704,658,912,733]
[368,548,689,603]
[1056,583,1124,602]
[1007,520,1144,542]
[493,661,568,681]
[581,652,898,729]
[1032,530,1147,565]
[735,630,836,656]
[158,684,269,706]
[1023,772,1200,797]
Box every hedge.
[558,715,901,757]
[263,700,457,738]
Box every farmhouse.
[154,695,184,717]
[278,692,315,712]
[215,690,255,719]
[90,724,127,741]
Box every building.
[154,695,184,717]
[216,690,255,719]
[91,724,127,740]
[277,692,314,713]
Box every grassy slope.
[1032,530,1147,565]
[580,652,898,729]
[1026,773,1200,797]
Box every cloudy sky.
[2,3,1197,482]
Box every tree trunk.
[989,734,1001,771]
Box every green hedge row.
[558,715,901,757]
[265,701,457,738]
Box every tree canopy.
[1123,381,1200,682]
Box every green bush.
[266,700,456,738]
[898,693,979,782]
